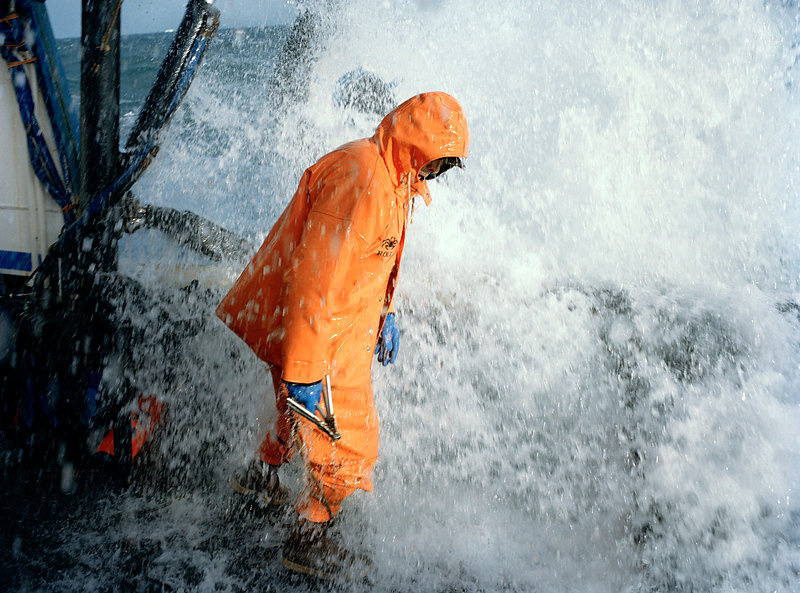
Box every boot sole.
[281,556,339,580]
[281,552,372,581]
[229,476,289,506]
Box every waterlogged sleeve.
[215,169,313,363]
[279,208,356,383]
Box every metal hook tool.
[286,375,341,442]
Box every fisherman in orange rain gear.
[216,91,469,577]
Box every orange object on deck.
[95,426,115,457]
[130,395,165,459]
[93,394,166,460]
[216,92,469,522]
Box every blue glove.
[284,381,322,414]
[374,313,400,366]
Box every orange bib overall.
[217,92,469,521]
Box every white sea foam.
[128,2,800,590]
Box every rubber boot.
[281,518,363,579]
[230,459,289,506]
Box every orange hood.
[372,92,469,204]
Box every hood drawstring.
[407,172,415,225]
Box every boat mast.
[80,0,120,203]
[79,0,121,269]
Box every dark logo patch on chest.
[377,236,398,257]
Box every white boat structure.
[0,0,251,474]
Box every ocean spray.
[125,2,800,590]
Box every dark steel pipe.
[80,0,121,209]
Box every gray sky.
[47,0,298,38]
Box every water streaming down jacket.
[216,92,469,520]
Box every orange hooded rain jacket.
[216,91,469,521]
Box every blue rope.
[1,10,75,224]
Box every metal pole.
[80,0,120,210]
[79,0,121,274]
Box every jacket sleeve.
[278,207,358,383]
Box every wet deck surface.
[0,462,361,593]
